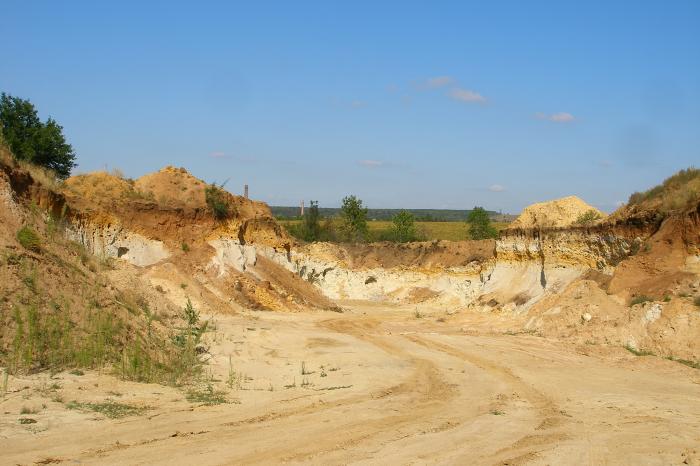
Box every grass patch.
[629,295,653,306]
[624,344,654,357]
[665,356,700,370]
[20,406,39,414]
[491,409,505,416]
[186,385,229,406]
[19,418,37,424]
[694,296,700,307]
[66,399,147,418]
[17,226,41,252]
[280,219,509,242]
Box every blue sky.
[2,1,699,213]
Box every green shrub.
[694,296,700,307]
[630,295,652,306]
[574,209,602,226]
[205,182,230,220]
[16,226,41,252]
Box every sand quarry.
[1,162,699,465]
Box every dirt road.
[2,305,699,465]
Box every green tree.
[0,93,76,179]
[467,206,498,239]
[301,200,322,241]
[339,195,368,242]
[388,210,418,242]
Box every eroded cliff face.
[252,226,646,312]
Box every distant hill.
[270,206,515,222]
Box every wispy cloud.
[449,88,487,103]
[424,76,455,88]
[535,112,575,122]
[209,151,227,159]
[358,160,383,168]
[489,184,506,192]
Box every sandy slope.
[2,304,698,466]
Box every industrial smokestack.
[244,184,249,199]
[300,200,304,216]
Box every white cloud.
[425,76,455,88]
[358,160,383,168]
[536,112,575,122]
[489,184,505,192]
[209,151,226,158]
[449,87,487,103]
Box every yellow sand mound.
[510,196,606,229]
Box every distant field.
[279,219,510,242]
[271,206,516,223]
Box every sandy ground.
[1,303,699,466]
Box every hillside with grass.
[0,143,207,384]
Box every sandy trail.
[1,305,699,465]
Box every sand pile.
[510,195,606,229]
[134,166,208,208]
[63,171,138,210]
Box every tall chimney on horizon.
[300,200,304,216]
[244,184,249,199]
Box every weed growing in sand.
[205,181,230,220]
[491,409,505,415]
[284,378,297,389]
[414,310,423,319]
[69,369,84,376]
[624,345,654,357]
[186,384,229,406]
[66,399,147,418]
[629,295,652,306]
[663,295,671,302]
[181,242,190,252]
[20,406,39,415]
[301,361,314,375]
[19,418,37,424]
[1,370,8,397]
[694,296,700,307]
[226,355,242,389]
[17,226,41,252]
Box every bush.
[0,93,76,179]
[204,182,230,220]
[16,226,41,252]
[694,296,700,307]
[574,209,602,226]
[467,207,498,240]
[630,295,652,306]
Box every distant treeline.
[271,206,514,222]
